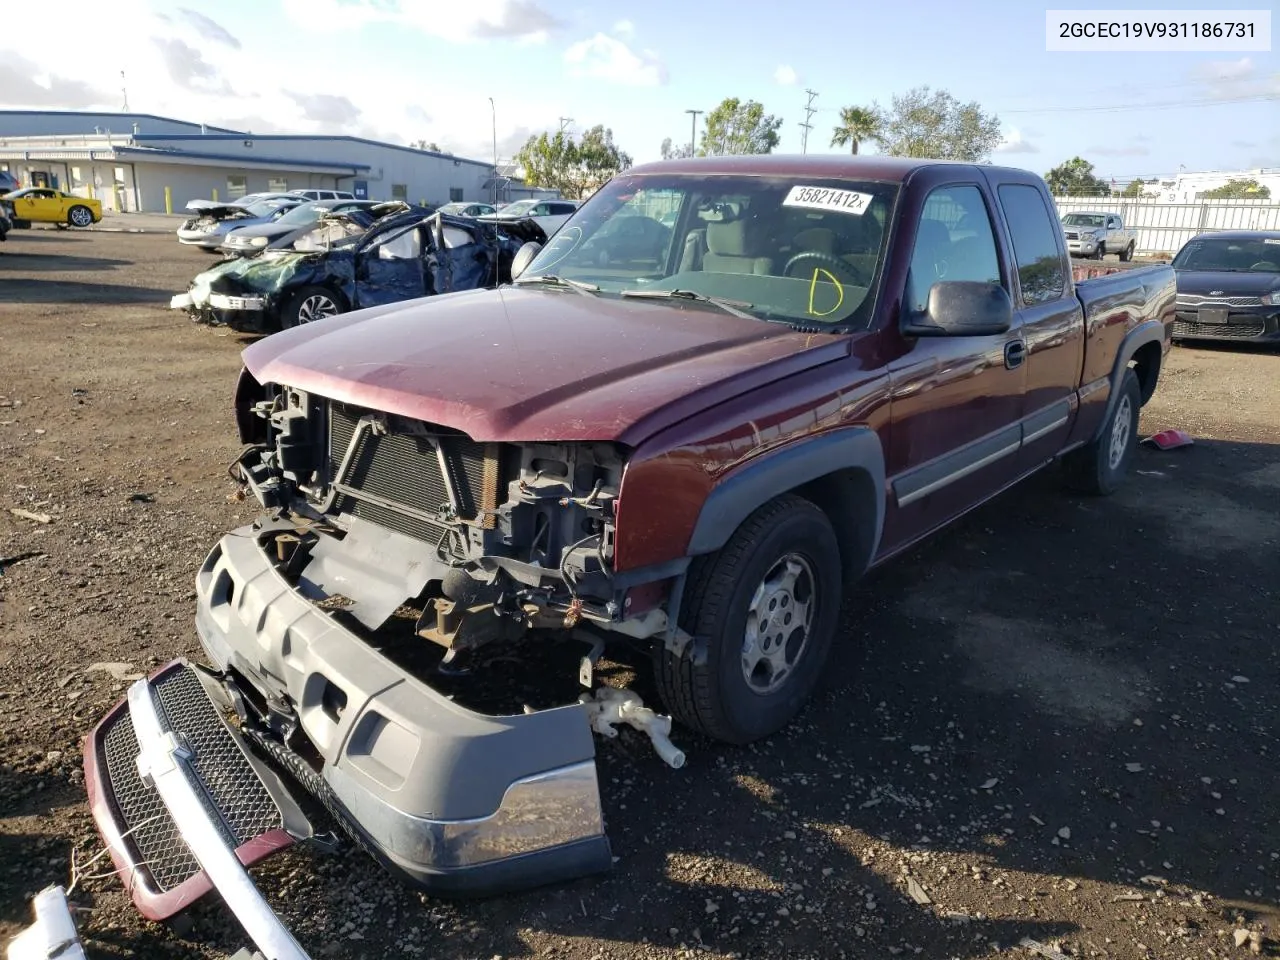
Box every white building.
[0,111,555,213]
[1136,167,1280,203]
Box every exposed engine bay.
[232,378,653,679]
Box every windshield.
[1172,236,1280,272]
[244,200,290,217]
[275,203,329,225]
[500,200,538,216]
[1062,214,1106,227]
[521,173,899,328]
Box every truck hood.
[1175,269,1280,298]
[241,287,852,445]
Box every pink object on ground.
[1143,429,1194,450]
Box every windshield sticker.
[784,185,873,216]
[807,268,845,317]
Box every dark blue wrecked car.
[171,207,546,334]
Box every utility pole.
[121,70,130,112]
[488,97,498,204]
[686,108,703,156]
[558,117,574,135]
[799,89,818,153]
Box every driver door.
[880,182,1027,555]
[353,224,428,307]
[20,190,57,221]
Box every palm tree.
[830,106,880,155]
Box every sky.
[1,0,1277,181]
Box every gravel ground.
[1,229,1278,960]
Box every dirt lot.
[1,229,1278,960]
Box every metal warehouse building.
[0,111,554,213]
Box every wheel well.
[792,467,879,585]
[1129,341,1161,405]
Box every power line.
[1003,93,1276,114]
[799,89,818,154]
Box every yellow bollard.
[164,186,172,214]
[87,183,94,199]
[212,188,218,202]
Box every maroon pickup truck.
[83,156,1175,934]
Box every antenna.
[799,89,818,153]
[121,70,130,112]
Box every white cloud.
[613,19,635,36]
[279,0,563,41]
[994,128,1038,154]
[774,65,798,86]
[1189,56,1280,100]
[563,33,667,86]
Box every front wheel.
[67,205,94,228]
[652,495,842,744]
[280,285,344,329]
[1062,367,1141,496]
[1119,241,1134,262]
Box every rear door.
[353,223,428,307]
[989,178,1084,471]
[880,180,1027,553]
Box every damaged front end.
[79,371,688,944]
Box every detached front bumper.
[195,522,612,893]
[170,291,265,312]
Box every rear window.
[998,184,1066,305]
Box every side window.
[998,184,1066,306]
[531,203,550,216]
[904,185,1002,315]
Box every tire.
[280,285,344,329]
[67,205,94,228]
[1063,367,1141,496]
[1120,241,1134,262]
[1093,243,1105,260]
[653,495,842,744]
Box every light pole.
[489,97,498,203]
[686,108,702,156]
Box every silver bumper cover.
[194,522,612,892]
[170,291,265,311]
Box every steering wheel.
[783,251,867,286]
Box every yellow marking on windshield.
[807,268,845,317]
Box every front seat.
[702,218,774,274]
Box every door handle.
[1004,340,1026,370]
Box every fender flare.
[1091,319,1165,442]
[686,426,886,561]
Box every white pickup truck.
[1061,211,1137,261]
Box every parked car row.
[170,203,546,333]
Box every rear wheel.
[1063,367,1141,496]
[652,495,842,744]
[67,205,94,228]
[281,285,344,329]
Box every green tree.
[830,105,880,155]
[660,136,694,160]
[1122,178,1145,197]
[515,125,632,199]
[1200,178,1271,200]
[411,139,444,153]
[1044,157,1110,196]
[700,97,783,156]
[870,86,1001,161]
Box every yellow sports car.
[2,187,102,228]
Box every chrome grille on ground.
[1173,319,1265,340]
[328,403,502,541]
[98,666,283,892]
[1175,294,1263,308]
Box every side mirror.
[510,241,542,280]
[902,280,1013,337]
